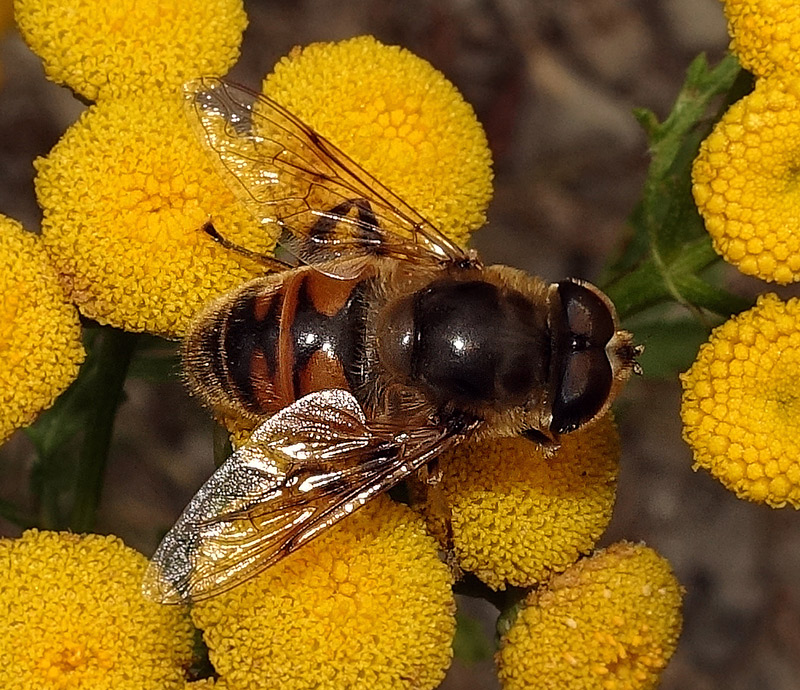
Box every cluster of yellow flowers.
[0,530,195,689]
[684,0,800,508]
[1,0,683,688]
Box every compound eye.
[550,281,615,434]
[551,349,612,434]
[557,280,615,345]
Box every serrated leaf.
[602,54,754,321]
[615,54,742,272]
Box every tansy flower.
[0,215,84,443]
[681,293,800,507]
[0,529,194,690]
[191,496,456,690]
[692,76,800,284]
[496,542,683,690]
[722,0,800,78]
[35,93,274,337]
[428,414,619,590]
[263,35,493,246]
[14,0,246,100]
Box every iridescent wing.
[142,389,459,604]
[184,77,472,271]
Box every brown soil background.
[2,1,800,689]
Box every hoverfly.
[143,78,639,604]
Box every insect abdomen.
[184,268,370,420]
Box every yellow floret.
[692,76,800,283]
[35,93,276,337]
[191,496,455,690]
[263,36,493,247]
[496,542,683,690]
[0,530,194,689]
[722,0,800,78]
[0,216,84,443]
[681,293,800,507]
[14,0,246,100]
[186,680,225,690]
[430,414,619,589]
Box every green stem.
[69,329,137,532]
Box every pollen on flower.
[428,414,619,590]
[681,293,800,507]
[692,76,800,284]
[0,216,84,443]
[186,680,224,690]
[191,496,456,690]
[262,36,494,247]
[0,530,194,690]
[722,0,800,78]
[14,0,246,100]
[496,542,683,690]
[35,93,276,337]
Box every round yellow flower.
[35,93,276,337]
[430,414,619,590]
[0,216,84,443]
[722,0,800,78]
[263,36,493,247]
[191,496,455,690]
[496,542,683,690]
[0,530,194,690]
[14,0,246,100]
[186,681,224,690]
[692,76,800,284]
[681,293,800,507]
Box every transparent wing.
[185,77,471,271]
[142,389,457,604]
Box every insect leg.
[202,222,294,272]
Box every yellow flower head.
[0,216,84,443]
[496,542,683,690]
[692,76,800,284]
[681,293,800,507]
[14,0,246,100]
[429,414,619,590]
[263,36,494,246]
[191,496,455,690]
[722,0,800,78]
[0,529,194,690]
[186,681,224,690]
[35,93,275,337]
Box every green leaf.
[626,311,719,378]
[603,54,753,320]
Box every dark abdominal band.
[289,276,371,397]
[219,275,372,413]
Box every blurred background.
[2,1,799,689]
